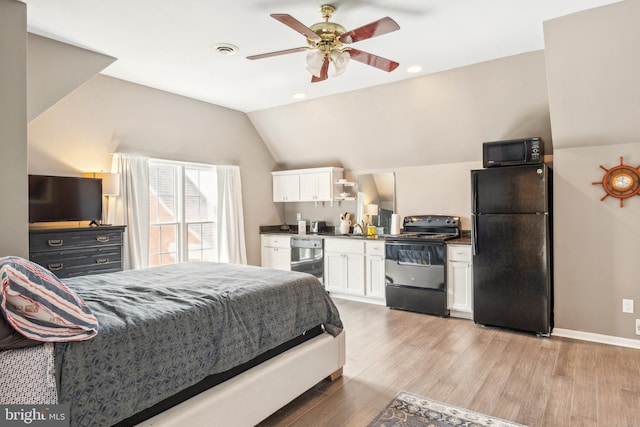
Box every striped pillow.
[0,256,98,342]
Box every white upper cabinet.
[300,171,332,201]
[272,167,343,203]
[272,174,299,202]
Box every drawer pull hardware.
[96,236,110,243]
[47,239,63,247]
[48,263,64,271]
[96,258,110,264]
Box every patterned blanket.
[56,262,343,427]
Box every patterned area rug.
[368,391,528,427]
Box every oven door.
[384,242,446,290]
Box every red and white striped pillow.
[0,256,98,342]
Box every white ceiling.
[23,0,619,113]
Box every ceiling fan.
[247,4,400,83]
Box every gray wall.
[0,0,28,257]
[544,0,640,339]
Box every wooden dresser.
[29,226,126,278]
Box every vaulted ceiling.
[23,0,619,113]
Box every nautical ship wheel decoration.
[592,156,640,207]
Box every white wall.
[0,0,28,257]
[545,0,640,339]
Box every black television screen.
[29,175,103,223]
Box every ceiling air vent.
[212,43,239,56]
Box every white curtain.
[216,165,247,264]
[108,154,150,270]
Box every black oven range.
[384,215,460,316]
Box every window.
[149,161,217,266]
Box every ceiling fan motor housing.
[307,21,346,53]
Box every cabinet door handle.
[95,257,110,264]
[96,236,110,243]
[48,263,64,271]
[47,239,63,247]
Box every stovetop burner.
[386,215,461,243]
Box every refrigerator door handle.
[471,214,478,256]
[471,172,478,214]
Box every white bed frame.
[138,329,346,427]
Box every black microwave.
[482,137,543,168]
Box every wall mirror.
[356,172,395,232]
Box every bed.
[0,259,345,427]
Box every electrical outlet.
[623,299,634,313]
[636,319,640,336]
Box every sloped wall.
[28,75,280,265]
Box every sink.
[349,234,382,239]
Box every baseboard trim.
[552,328,640,349]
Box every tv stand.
[89,220,100,227]
[29,225,126,278]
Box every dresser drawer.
[30,246,123,278]
[30,229,123,252]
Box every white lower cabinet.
[447,244,473,319]
[365,241,386,300]
[261,235,291,271]
[324,238,385,304]
[324,239,365,296]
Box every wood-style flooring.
[259,297,640,427]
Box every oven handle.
[395,251,431,267]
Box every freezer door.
[472,213,552,335]
[471,164,549,214]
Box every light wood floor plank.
[258,298,640,427]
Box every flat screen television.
[28,175,103,224]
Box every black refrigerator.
[470,164,553,335]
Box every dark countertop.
[260,225,472,244]
[447,230,472,245]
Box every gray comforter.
[55,262,343,427]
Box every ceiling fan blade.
[339,17,400,44]
[271,14,322,41]
[311,57,330,83]
[247,46,308,60]
[347,48,400,72]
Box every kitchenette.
[261,137,552,335]
[260,166,474,320]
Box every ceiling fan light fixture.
[331,50,350,77]
[407,65,423,73]
[306,49,325,77]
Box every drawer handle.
[47,239,63,247]
[96,258,110,264]
[48,263,64,271]
[96,236,110,243]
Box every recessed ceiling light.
[293,93,306,99]
[212,43,239,56]
[407,65,423,73]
